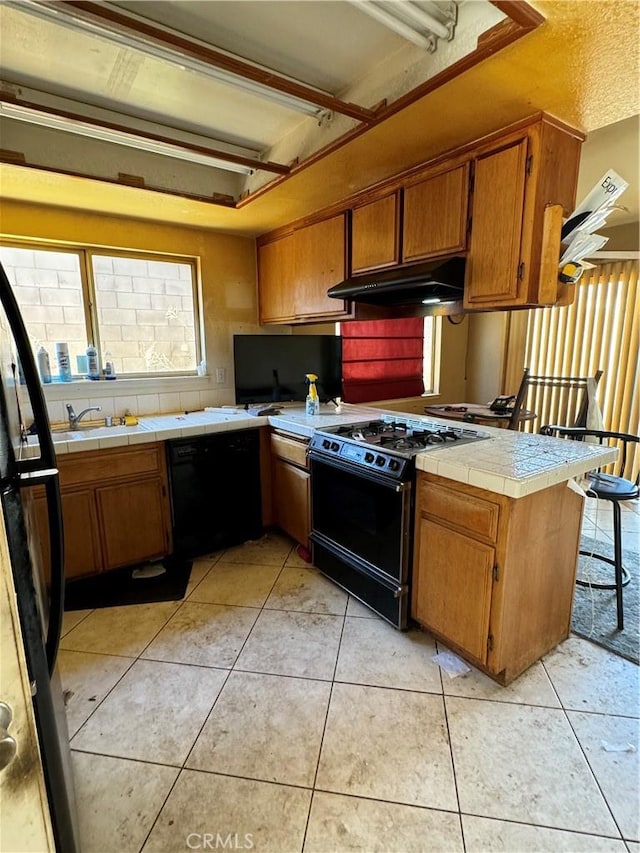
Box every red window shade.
[341,318,425,403]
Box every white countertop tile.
[414,423,617,497]
[46,403,618,498]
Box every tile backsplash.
[42,385,229,426]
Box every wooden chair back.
[506,368,531,430]
[526,370,603,432]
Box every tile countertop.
[42,403,377,454]
[410,416,617,499]
[38,403,617,499]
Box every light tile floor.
[60,505,640,853]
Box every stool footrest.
[576,550,631,590]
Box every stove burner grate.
[379,427,461,450]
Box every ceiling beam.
[0,156,238,206]
[50,1,380,124]
[0,93,291,175]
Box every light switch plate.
[216,367,225,383]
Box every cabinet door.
[258,238,296,323]
[33,488,102,582]
[413,516,494,663]
[272,458,310,547]
[351,193,400,274]
[293,215,348,320]
[464,139,528,307]
[97,477,169,570]
[403,164,469,262]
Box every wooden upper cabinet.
[465,118,583,310]
[402,164,469,262]
[258,238,294,324]
[464,139,528,307]
[258,214,350,324]
[351,192,400,274]
[294,215,348,319]
[257,115,583,317]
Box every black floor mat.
[64,557,192,611]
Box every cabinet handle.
[0,702,18,772]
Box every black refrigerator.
[0,262,79,851]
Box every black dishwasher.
[167,429,262,558]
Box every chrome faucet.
[65,403,102,430]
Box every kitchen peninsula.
[33,404,616,684]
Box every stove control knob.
[330,441,340,452]
[388,459,400,471]
[375,455,386,466]
[322,439,331,449]
[364,452,375,463]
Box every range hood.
[328,257,466,308]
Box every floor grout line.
[60,531,638,852]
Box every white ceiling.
[0,0,503,200]
[1,1,637,236]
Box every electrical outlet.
[215,367,225,383]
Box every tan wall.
[466,312,510,404]
[0,199,262,411]
[1,200,469,414]
[598,221,640,252]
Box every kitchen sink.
[50,424,147,441]
[50,421,105,433]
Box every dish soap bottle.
[55,342,72,382]
[104,350,117,380]
[305,373,320,416]
[86,343,100,380]
[37,346,52,384]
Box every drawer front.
[60,443,164,487]
[270,432,309,469]
[418,478,500,542]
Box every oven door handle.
[308,451,411,492]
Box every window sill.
[43,374,212,400]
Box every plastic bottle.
[37,346,52,384]
[104,351,117,380]
[305,373,320,416]
[55,342,72,382]
[85,343,100,380]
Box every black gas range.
[309,415,487,480]
[308,415,488,627]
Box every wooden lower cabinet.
[33,487,102,583]
[96,478,168,570]
[412,471,584,684]
[33,443,172,581]
[270,431,310,548]
[414,517,494,663]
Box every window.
[0,244,201,379]
[340,317,440,403]
[423,316,440,395]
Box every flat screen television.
[233,335,342,404]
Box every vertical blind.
[341,318,425,403]
[524,260,639,478]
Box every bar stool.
[540,427,639,630]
